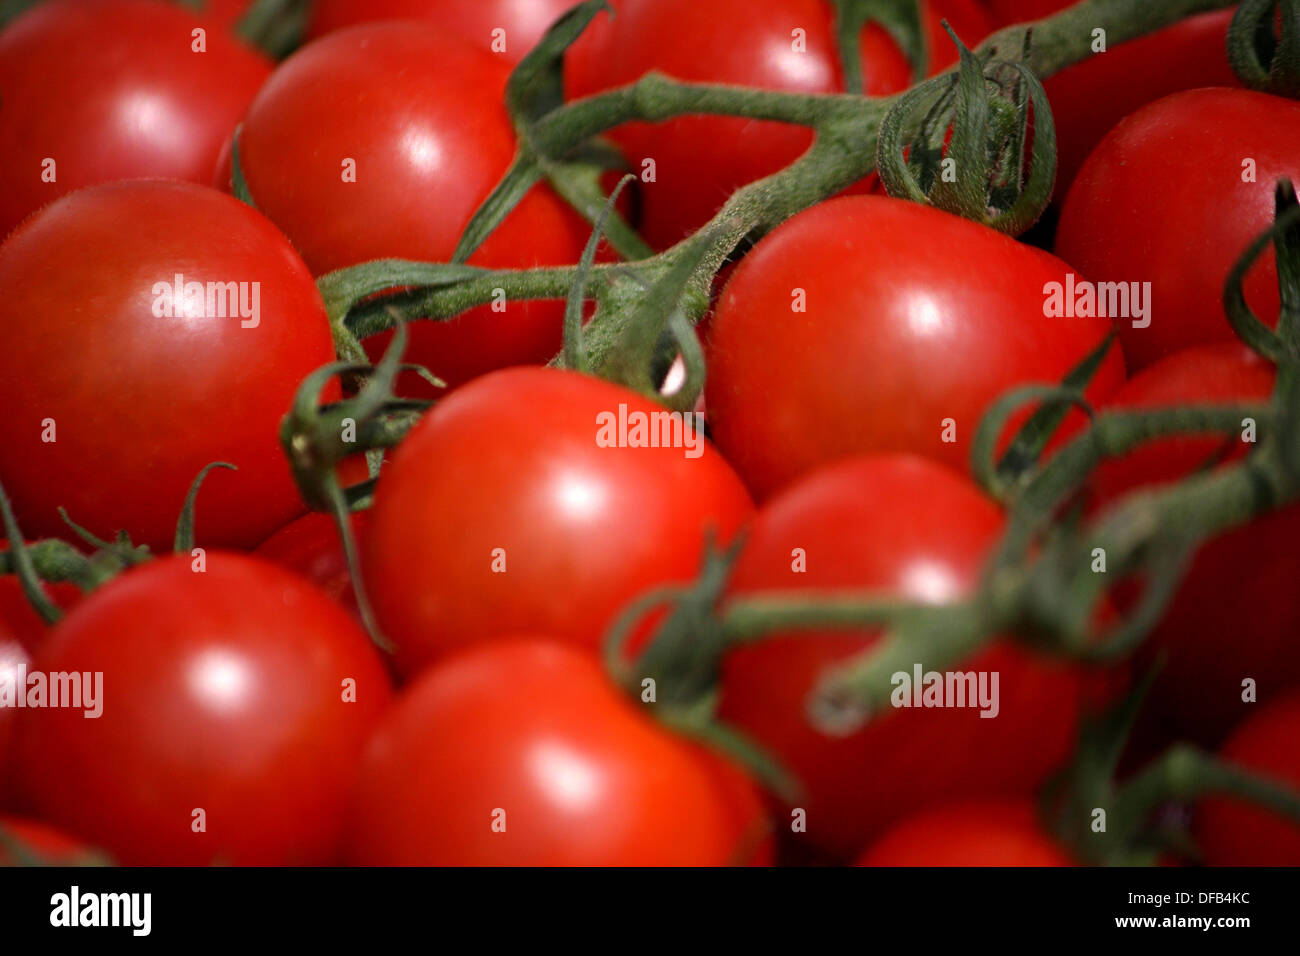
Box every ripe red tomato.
[1083,344,1300,747]
[255,510,369,621]
[362,367,752,677]
[856,800,1075,866]
[565,0,992,250]
[983,0,1073,23]
[1044,11,1238,197]
[1056,89,1300,371]
[0,0,270,237]
[1196,690,1300,865]
[0,180,338,552]
[0,546,82,654]
[345,638,764,865]
[716,455,1091,860]
[306,0,577,62]
[705,196,1125,500]
[13,553,392,865]
[195,0,255,31]
[228,23,591,392]
[0,815,97,866]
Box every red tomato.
[565,0,992,250]
[345,638,763,865]
[362,367,752,677]
[0,815,97,866]
[1055,89,1300,371]
[0,0,269,237]
[1196,690,1300,865]
[0,630,29,808]
[705,196,1125,500]
[13,553,392,865]
[255,510,368,620]
[307,0,577,62]
[716,455,1090,860]
[0,545,82,654]
[0,180,338,552]
[1084,345,1300,747]
[984,0,1073,23]
[195,0,255,31]
[856,800,1076,866]
[1044,11,1238,197]
[228,24,591,392]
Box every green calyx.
[1229,0,1300,98]
[876,23,1056,236]
[829,0,929,92]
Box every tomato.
[1056,89,1300,372]
[0,629,29,808]
[0,180,338,552]
[705,195,1124,500]
[0,546,82,654]
[1043,11,1238,198]
[983,0,1073,23]
[1196,690,1300,865]
[0,0,269,237]
[564,0,992,250]
[255,509,368,621]
[716,455,1091,860]
[0,815,97,866]
[306,0,577,62]
[362,366,752,677]
[345,638,763,865]
[227,23,591,392]
[194,0,255,31]
[1081,344,1300,747]
[856,800,1075,866]
[13,553,392,865]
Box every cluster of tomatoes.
[1,0,1299,868]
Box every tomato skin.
[306,0,577,62]
[345,638,759,865]
[229,24,590,392]
[13,553,392,865]
[0,631,30,809]
[1044,11,1238,197]
[705,196,1124,500]
[1084,345,1300,747]
[0,180,338,552]
[1056,89,1300,372]
[983,0,1072,23]
[856,801,1075,866]
[0,0,270,237]
[363,366,752,677]
[0,546,82,655]
[716,455,1089,861]
[1196,691,1300,865]
[565,0,992,250]
[254,510,368,620]
[0,815,95,866]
